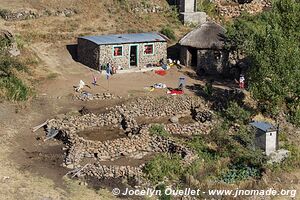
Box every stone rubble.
[214,0,272,19]
[0,8,78,21]
[74,92,119,101]
[47,96,216,182]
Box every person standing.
[92,75,97,86]
[98,63,102,74]
[239,74,245,89]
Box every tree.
[226,0,300,121]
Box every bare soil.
[77,127,126,142]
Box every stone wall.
[77,38,99,69]
[99,42,167,69]
[0,8,78,21]
[46,96,216,182]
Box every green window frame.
[143,43,154,55]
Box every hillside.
[1,0,189,43]
[0,1,299,200]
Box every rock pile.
[120,115,141,135]
[0,8,78,21]
[191,107,213,123]
[75,92,118,101]
[81,164,144,180]
[215,0,271,18]
[131,5,166,13]
[165,122,213,136]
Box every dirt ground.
[0,0,299,198]
[0,39,231,199]
[0,40,299,199]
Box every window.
[144,44,154,55]
[113,46,123,57]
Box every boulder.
[170,116,179,123]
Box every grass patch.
[197,0,218,18]
[143,153,184,183]
[0,53,31,101]
[0,76,30,101]
[47,72,59,80]
[160,27,176,41]
[149,124,170,137]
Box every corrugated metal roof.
[79,32,167,45]
[249,121,277,132]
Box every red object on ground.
[155,70,167,76]
[167,89,184,95]
[239,81,245,89]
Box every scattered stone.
[0,8,78,21]
[170,116,179,123]
[268,149,290,164]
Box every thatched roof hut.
[179,21,226,50]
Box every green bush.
[149,124,170,137]
[219,164,261,183]
[197,0,217,17]
[156,184,171,200]
[226,0,300,123]
[143,154,184,183]
[224,101,251,124]
[187,136,218,161]
[0,9,10,19]
[160,27,176,41]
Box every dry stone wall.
[47,96,216,182]
[214,0,271,18]
[99,42,167,69]
[77,38,99,69]
[0,8,78,21]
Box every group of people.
[91,63,117,86]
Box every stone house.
[77,32,167,70]
[179,21,229,76]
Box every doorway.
[188,47,198,67]
[130,45,138,67]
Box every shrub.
[143,154,184,183]
[0,9,10,19]
[280,142,300,171]
[187,136,218,161]
[226,0,300,124]
[160,27,176,41]
[197,0,217,17]
[149,124,170,137]
[224,101,251,124]
[219,164,261,183]
[156,184,171,200]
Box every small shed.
[250,121,279,156]
[77,32,167,70]
[179,21,229,76]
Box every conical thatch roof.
[179,21,226,49]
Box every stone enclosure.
[46,95,217,184]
